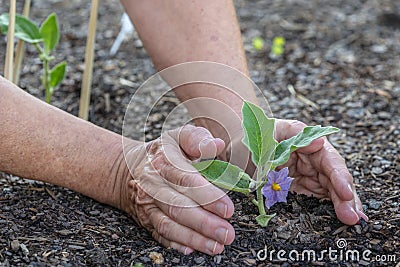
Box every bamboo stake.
[13,0,31,85]
[79,0,99,120]
[4,0,16,81]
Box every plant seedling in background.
[252,36,265,51]
[271,36,286,57]
[193,101,339,227]
[0,13,66,103]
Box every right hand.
[119,125,235,255]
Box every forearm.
[0,76,138,208]
[122,0,257,143]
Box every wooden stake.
[13,0,31,85]
[4,0,16,81]
[79,0,99,120]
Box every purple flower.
[262,167,294,209]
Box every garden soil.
[0,0,399,266]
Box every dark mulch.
[1,0,399,266]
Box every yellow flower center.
[271,182,281,191]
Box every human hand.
[274,119,368,225]
[119,125,235,255]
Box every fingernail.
[216,202,227,218]
[183,247,193,255]
[216,228,228,244]
[347,184,353,194]
[206,240,218,254]
[350,207,360,220]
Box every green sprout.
[271,36,285,56]
[193,101,339,227]
[252,36,265,51]
[0,13,66,103]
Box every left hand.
[274,119,368,225]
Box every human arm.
[0,76,235,255]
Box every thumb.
[171,125,225,160]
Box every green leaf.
[271,125,340,169]
[241,101,278,170]
[40,13,59,54]
[49,61,66,93]
[256,213,276,227]
[193,160,251,194]
[0,13,42,43]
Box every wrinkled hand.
[120,125,235,255]
[275,119,368,225]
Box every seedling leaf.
[0,13,42,43]
[242,101,277,169]
[271,125,339,169]
[193,160,251,194]
[256,213,276,227]
[49,61,66,93]
[40,13,60,54]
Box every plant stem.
[33,43,52,103]
[43,59,51,103]
[256,185,266,215]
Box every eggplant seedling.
[193,101,339,227]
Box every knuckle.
[168,204,185,221]
[199,215,210,233]
[176,172,195,187]
[185,231,196,248]
[289,120,307,131]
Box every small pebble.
[354,225,362,234]
[20,243,29,256]
[89,210,100,216]
[277,232,291,240]
[360,217,368,228]
[373,224,383,230]
[371,167,383,175]
[171,257,180,264]
[195,257,205,264]
[368,199,382,210]
[214,255,222,264]
[111,234,119,240]
[10,240,20,251]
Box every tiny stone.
[372,167,383,175]
[171,257,180,264]
[111,234,119,240]
[373,224,383,230]
[359,259,370,266]
[20,243,29,256]
[194,257,205,264]
[10,240,20,251]
[89,210,100,216]
[354,225,362,234]
[213,255,222,264]
[370,44,387,53]
[244,258,257,265]
[360,217,368,228]
[372,160,381,167]
[368,199,382,210]
[277,232,291,240]
[370,239,381,245]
